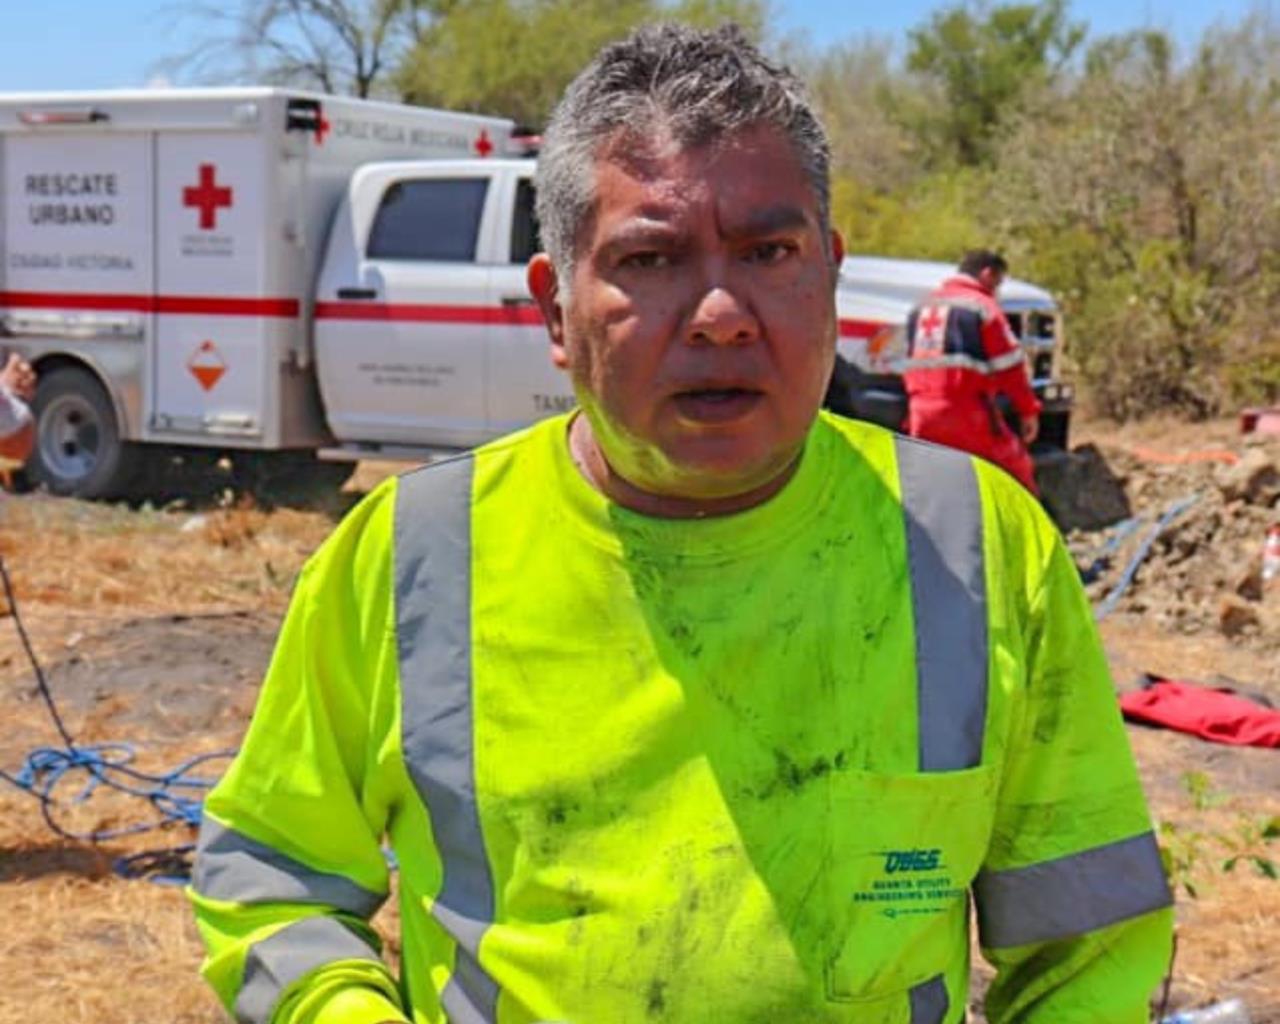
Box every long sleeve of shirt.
[982,313,1042,420]
[977,496,1173,1023]
[0,385,32,438]
[188,480,411,1024]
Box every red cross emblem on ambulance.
[183,164,233,230]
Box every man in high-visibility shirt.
[189,24,1173,1024]
[902,251,1042,493]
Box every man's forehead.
[596,121,795,179]
[588,125,818,228]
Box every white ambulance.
[0,88,1071,498]
[0,87,546,497]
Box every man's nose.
[687,282,759,347]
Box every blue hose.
[1094,494,1201,621]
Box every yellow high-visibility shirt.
[189,412,1172,1024]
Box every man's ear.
[528,254,569,369]
[829,229,845,270]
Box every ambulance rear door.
[149,129,282,445]
[0,124,154,437]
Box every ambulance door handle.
[336,286,377,300]
[501,295,534,307]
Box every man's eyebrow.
[725,204,813,237]
[599,219,685,249]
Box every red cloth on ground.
[1119,679,1280,748]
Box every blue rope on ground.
[1094,493,1202,622]
[0,555,235,883]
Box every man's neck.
[951,272,987,293]
[567,414,801,519]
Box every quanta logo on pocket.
[882,848,943,873]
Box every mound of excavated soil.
[1066,436,1280,652]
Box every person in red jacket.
[903,250,1041,492]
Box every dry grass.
[0,488,336,1024]
[0,704,236,1022]
[0,813,224,1024]
[0,450,1277,1022]
[0,494,331,612]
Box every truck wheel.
[27,366,138,499]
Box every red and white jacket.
[902,274,1041,421]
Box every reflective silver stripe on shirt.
[192,818,386,918]
[395,456,500,1023]
[895,436,987,772]
[987,348,1027,372]
[975,831,1172,948]
[235,916,383,1024]
[894,351,1024,375]
[909,973,950,1024]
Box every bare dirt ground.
[0,433,1277,1024]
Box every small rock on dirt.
[1219,596,1261,637]
[1216,447,1280,506]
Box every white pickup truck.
[0,88,1071,499]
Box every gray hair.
[535,22,832,279]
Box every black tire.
[27,366,139,499]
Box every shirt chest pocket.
[821,764,999,1016]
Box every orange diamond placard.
[188,340,227,392]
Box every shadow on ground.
[0,841,113,882]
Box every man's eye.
[620,251,672,270]
[746,241,796,265]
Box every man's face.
[976,266,1005,295]
[530,124,843,500]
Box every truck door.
[314,168,496,448]
[485,172,576,432]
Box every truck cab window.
[510,178,542,264]
[367,178,489,261]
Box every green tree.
[903,0,1085,166]
[786,36,917,193]
[396,0,767,127]
[991,19,1280,417]
[831,169,987,262]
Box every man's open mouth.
[672,387,764,423]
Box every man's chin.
[654,440,801,500]
[575,406,808,508]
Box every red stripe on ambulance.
[314,301,543,326]
[0,291,299,317]
[839,318,888,339]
